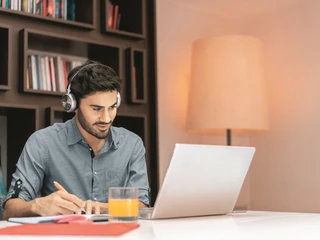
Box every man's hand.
[32,190,84,216]
[83,201,108,214]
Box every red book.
[107,1,114,28]
[60,0,65,19]
[43,0,47,16]
[113,5,119,29]
[47,0,55,17]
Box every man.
[3,61,149,220]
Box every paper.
[85,214,110,221]
[8,214,109,224]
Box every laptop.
[139,143,255,219]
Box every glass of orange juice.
[108,187,139,223]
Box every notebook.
[139,143,255,219]
[8,214,109,224]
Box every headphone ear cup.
[116,92,121,108]
[61,93,77,112]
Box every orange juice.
[109,199,139,217]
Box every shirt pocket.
[105,169,126,200]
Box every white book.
[30,55,38,90]
[40,57,47,91]
[57,56,66,92]
[8,214,109,224]
[44,56,51,91]
[64,0,67,20]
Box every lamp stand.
[226,129,231,146]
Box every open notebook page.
[8,214,109,224]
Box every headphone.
[61,64,121,113]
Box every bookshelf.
[0,103,38,188]
[125,47,147,104]
[101,0,145,39]
[0,0,158,204]
[45,106,74,126]
[19,28,120,95]
[0,1,95,30]
[0,24,10,91]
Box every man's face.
[76,91,118,139]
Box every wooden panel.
[0,24,10,90]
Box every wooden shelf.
[0,1,95,30]
[101,0,145,39]
[0,24,10,91]
[19,28,121,95]
[114,114,147,143]
[45,107,74,126]
[0,103,38,188]
[125,47,147,104]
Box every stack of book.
[0,0,76,21]
[27,54,85,92]
[107,0,121,30]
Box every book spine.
[55,0,59,18]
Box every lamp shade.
[186,35,269,134]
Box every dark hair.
[68,60,122,104]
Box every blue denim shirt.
[4,117,149,206]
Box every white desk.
[1,211,320,239]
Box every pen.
[53,181,86,213]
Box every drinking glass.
[108,187,139,223]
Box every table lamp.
[186,35,269,145]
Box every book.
[113,5,119,29]
[107,0,113,28]
[8,214,109,224]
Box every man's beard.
[77,107,112,139]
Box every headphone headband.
[66,63,97,94]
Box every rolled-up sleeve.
[3,132,46,206]
[127,137,150,206]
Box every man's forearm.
[3,198,37,220]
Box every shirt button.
[94,197,97,201]
[94,171,97,175]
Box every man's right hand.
[31,190,84,216]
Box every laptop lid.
[151,143,255,219]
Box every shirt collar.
[109,126,121,149]
[67,117,121,149]
[67,117,83,145]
